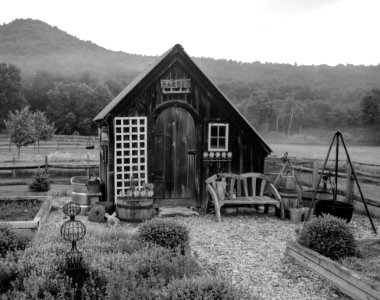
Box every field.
[0,134,99,165]
[270,143,380,166]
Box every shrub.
[0,224,17,257]
[81,266,107,300]
[0,254,19,294]
[88,205,106,223]
[106,246,202,299]
[137,218,190,253]
[298,214,356,260]
[162,276,257,300]
[28,172,50,192]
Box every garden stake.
[303,131,377,234]
[61,202,87,294]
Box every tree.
[360,88,380,144]
[246,91,274,133]
[46,81,112,134]
[0,63,27,129]
[33,110,55,150]
[4,106,35,158]
[360,88,380,126]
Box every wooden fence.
[0,155,99,185]
[0,134,99,152]
[265,156,380,210]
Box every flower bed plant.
[0,196,53,232]
[0,199,42,221]
[0,209,253,299]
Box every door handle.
[188,150,197,155]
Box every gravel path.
[182,212,379,300]
[51,198,379,299]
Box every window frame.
[207,122,229,151]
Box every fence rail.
[1,155,99,179]
[265,156,380,209]
[0,135,100,152]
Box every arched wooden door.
[153,107,196,206]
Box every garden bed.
[2,196,379,299]
[0,196,53,232]
[286,241,380,300]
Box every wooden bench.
[205,172,284,222]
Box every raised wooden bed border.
[286,241,380,300]
[0,196,53,232]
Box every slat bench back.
[238,172,267,197]
[205,172,283,221]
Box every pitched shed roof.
[93,44,271,154]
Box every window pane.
[219,138,226,149]
[210,137,218,148]
[210,125,218,137]
[219,126,226,137]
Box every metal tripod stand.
[304,131,377,234]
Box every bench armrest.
[267,183,285,219]
[206,183,222,222]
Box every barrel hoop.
[117,203,153,210]
[72,191,102,196]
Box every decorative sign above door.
[160,79,191,94]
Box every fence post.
[45,156,49,174]
[57,137,60,150]
[12,156,16,178]
[86,154,90,177]
[312,160,319,190]
[345,161,354,203]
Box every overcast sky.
[1,0,379,66]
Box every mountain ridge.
[0,18,380,100]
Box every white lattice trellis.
[114,117,147,202]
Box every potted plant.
[116,179,155,222]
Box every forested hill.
[1,19,379,143]
[2,19,380,93]
[0,19,153,80]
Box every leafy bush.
[298,214,356,260]
[137,218,190,253]
[81,266,107,300]
[28,172,50,192]
[0,224,17,257]
[162,276,257,300]
[0,254,19,294]
[106,246,202,299]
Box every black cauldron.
[315,200,354,223]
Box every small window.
[208,123,229,151]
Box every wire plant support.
[303,131,377,234]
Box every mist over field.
[0,19,379,145]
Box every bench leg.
[214,202,222,222]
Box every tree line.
[1,62,380,145]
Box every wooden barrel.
[301,190,333,208]
[278,187,299,218]
[71,176,101,213]
[116,198,153,222]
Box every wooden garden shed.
[94,44,272,209]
